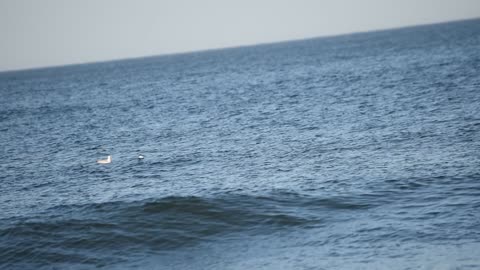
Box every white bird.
[97,155,112,164]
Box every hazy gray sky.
[1,0,479,71]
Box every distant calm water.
[1,19,480,269]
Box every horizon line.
[1,16,478,74]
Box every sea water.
[1,19,479,269]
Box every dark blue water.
[1,19,480,269]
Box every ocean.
[1,19,479,269]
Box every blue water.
[1,19,480,269]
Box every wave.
[0,192,372,268]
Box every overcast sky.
[1,0,479,71]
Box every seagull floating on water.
[97,155,112,164]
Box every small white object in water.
[138,154,144,160]
[97,155,112,164]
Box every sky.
[1,0,479,72]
